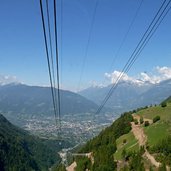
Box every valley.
[1,0,171,170]
[0,83,116,144]
[20,112,116,144]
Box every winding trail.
[66,162,77,171]
[131,114,161,169]
[66,152,94,171]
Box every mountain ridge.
[79,78,171,113]
[0,84,103,121]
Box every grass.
[137,103,171,121]
[114,131,139,160]
[136,104,171,147]
[144,121,170,147]
[114,103,171,161]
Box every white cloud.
[105,66,171,86]
[0,74,19,85]
[139,72,160,84]
[105,70,144,85]
[140,66,171,84]
[156,66,171,79]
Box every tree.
[134,119,138,125]
[153,116,160,123]
[75,157,91,171]
[158,162,166,171]
[161,102,167,107]
[140,146,145,155]
[123,139,127,144]
[149,166,154,171]
[122,149,127,160]
[128,152,145,171]
[54,164,66,171]
[144,121,149,127]
[140,116,144,124]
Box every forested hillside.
[76,112,133,171]
[73,96,171,171]
[0,114,61,171]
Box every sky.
[0,0,171,91]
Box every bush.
[140,146,145,155]
[123,139,127,144]
[153,116,160,123]
[122,148,127,160]
[75,157,91,171]
[134,119,138,125]
[132,110,136,113]
[158,162,167,171]
[140,116,144,124]
[151,136,171,165]
[161,102,167,107]
[144,121,149,127]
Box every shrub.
[140,116,144,124]
[132,110,136,113]
[123,139,127,144]
[140,146,145,155]
[134,119,138,125]
[161,102,167,108]
[144,121,149,127]
[158,162,167,171]
[153,116,160,123]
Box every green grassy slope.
[144,121,170,146]
[137,103,171,146]
[114,131,139,160]
[135,100,171,166]
[137,103,171,121]
[74,97,171,170]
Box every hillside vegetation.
[74,96,171,170]
[0,114,61,171]
[76,112,133,171]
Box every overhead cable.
[39,0,58,125]
[96,0,171,114]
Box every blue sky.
[0,0,171,91]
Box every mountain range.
[79,79,171,113]
[0,78,171,128]
[0,84,100,121]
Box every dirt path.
[131,115,161,168]
[131,122,147,146]
[132,114,153,124]
[66,162,77,171]
[66,152,94,171]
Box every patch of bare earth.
[131,114,161,168]
[66,162,77,171]
[66,153,94,171]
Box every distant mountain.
[79,80,152,113]
[133,79,171,107]
[0,84,100,119]
[79,79,171,113]
[162,95,171,104]
[0,113,60,171]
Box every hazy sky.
[0,0,171,91]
